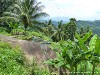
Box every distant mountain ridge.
[41,17,69,23]
[40,17,100,36]
[76,20,100,36]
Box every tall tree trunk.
[84,62,87,75]
[75,64,77,75]
[70,65,74,75]
[92,62,95,75]
[25,28,27,35]
[59,67,63,75]
[63,68,68,75]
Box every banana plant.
[44,40,85,75]
[51,20,67,42]
[88,34,100,75]
[75,30,92,52]
[44,30,99,75]
[75,31,100,75]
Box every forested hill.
[76,20,100,36]
[40,19,100,36]
[50,20,100,36]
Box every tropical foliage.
[45,31,100,75]
[0,0,100,75]
[0,41,28,75]
[0,0,18,17]
[0,0,48,34]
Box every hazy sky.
[38,0,100,20]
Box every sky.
[38,0,100,20]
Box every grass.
[0,27,11,36]
[0,41,28,75]
[0,40,50,75]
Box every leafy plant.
[45,31,100,75]
[0,27,11,36]
[1,0,48,34]
[30,58,50,75]
[0,41,28,75]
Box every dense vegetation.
[0,41,28,75]
[45,31,100,75]
[77,20,100,36]
[48,19,100,36]
[0,41,50,75]
[0,0,100,75]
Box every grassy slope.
[0,41,29,75]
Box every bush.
[0,41,28,75]
[30,58,50,75]
[0,41,51,75]
[0,27,10,36]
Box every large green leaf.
[82,30,92,42]
[75,33,88,51]
[89,34,97,51]
[55,61,64,68]
[95,38,100,54]
[43,59,55,65]
[49,42,60,51]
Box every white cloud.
[38,0,100,20]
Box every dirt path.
[0,35,56,64]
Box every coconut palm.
[51,20,67,42]
[42,19,55,36]
[1,0,48,34]
[34,19,55,37]
[0,0,17,17]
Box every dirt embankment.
[0,35,56,64]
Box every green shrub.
[0,41,51,75]
[11,29,25,35]
[0,41,28,75]
[30,58,50,75]
[0,27,10,36]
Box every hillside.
[76,20,100,36]
[45,18,100,36]
[0,35,55,63]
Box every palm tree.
[51,20,67,42]
[34,19,55,37]
[65,18,77,41]
[0,0,17,17]
[42,19,55,36]
[1,0,48,34]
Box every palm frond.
[0,17,18,22]
[35,2,42,7]
[2,12,19,17]
[32,12,49,19]
[29,7,35,16]
[29,2,42,15]
[31,0,37,5]
[32,20,45,25]
[14,4,22,13]
[58,20,63,29]
[35,5,45,12]
[22,1,29,13]
[24,0,30,9]
[48,19,52,25]
[33,25,44,32]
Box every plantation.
[0,0,100,75]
